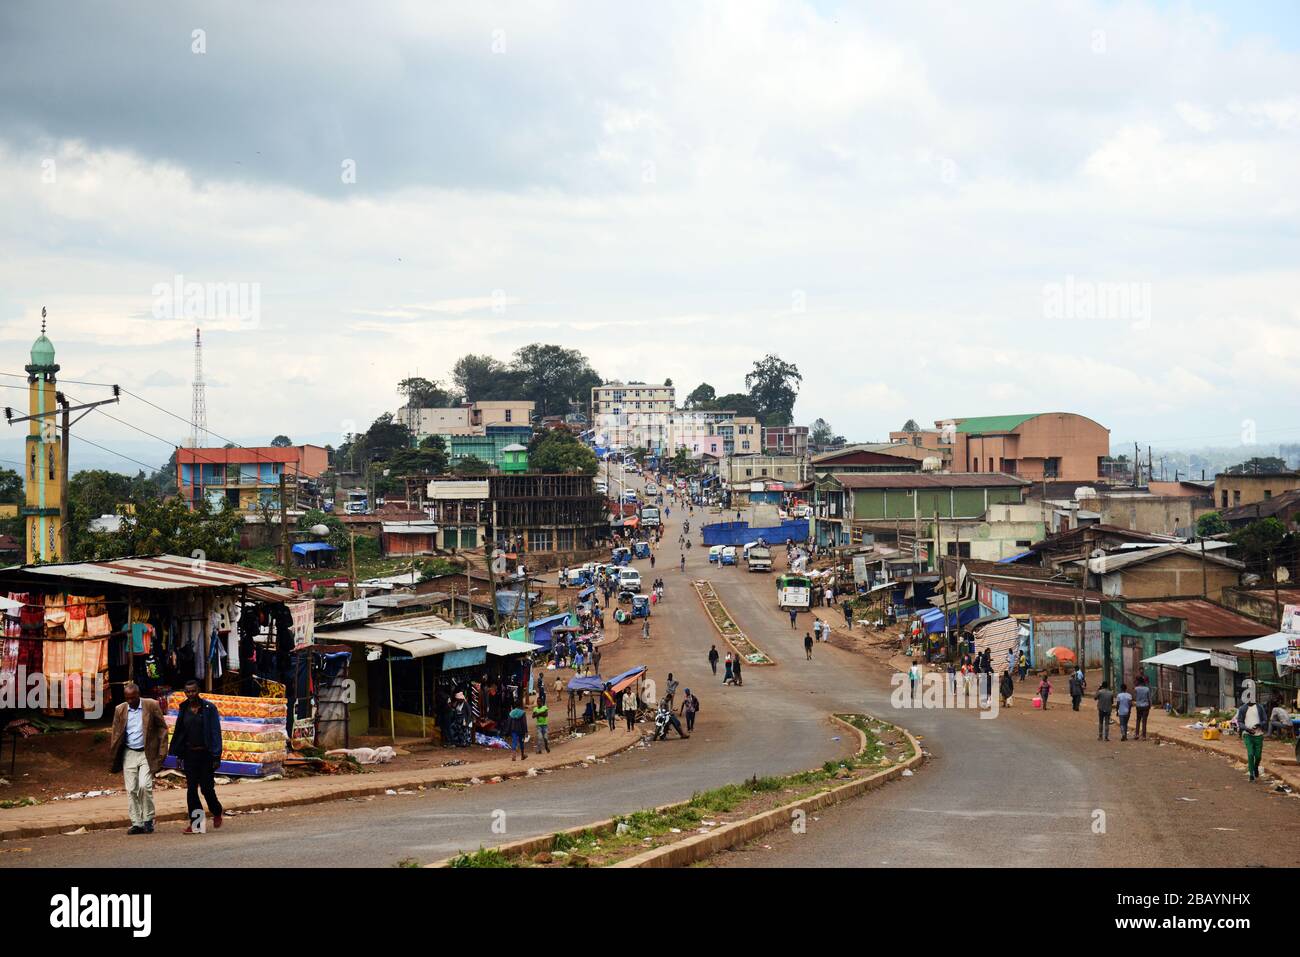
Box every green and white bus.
[776,574,812,611]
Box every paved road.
[6,472,1299,867]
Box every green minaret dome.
[30,333,55,368]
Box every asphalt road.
[6,470,1299,867]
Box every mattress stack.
[163,692,288,777]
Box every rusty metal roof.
[1119,599,1272,639]
[11,554,283,591]
[828,472,1029,490]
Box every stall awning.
[578,586,596,599]
[567,675,607,693]
[7,553,282,591]
[607,665,646,695]
[1235,633,1290,654]
[424,627,542,657]
[1142,648,1212,667]
[292,542,337,555]
[326,624,460,659]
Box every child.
[1038,674,1053,710]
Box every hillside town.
[1,324,1298,881]
[3,0,1296,935]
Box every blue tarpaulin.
[567,675,607,693]
[997,550,1035,564]
[291,542,337,555]
[517,612,573,649]
[578,586,596,599]
[918,604,981,634]
[701,519,808,547]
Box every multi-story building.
[812,444,927,476]
[812,472,1030,550]
[590,382,675,452]
[419,471,606,556]
[717,416,760,456]
[762,425,809,459]
[178,445,330,512]
[720,454,810,489]
[934,413,1110,482]
[1213,471,1300,511]
[396,400,535,440]
[666,409,734,457]
[443,425,534,470]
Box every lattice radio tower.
[190,327,208,448]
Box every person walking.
[789,607,798,629]
[533,698,551,753]
[723,653,733,685]
[1037,673,1052,710]
[1068,670,1083,711]
[592,646,602,675]
[168,680,225,832]
[650,553,656,570]
[909,661,920,700]
[680,554,686,573]
[622,686,638,731]
[708,644,719,675]
[732,653,743,687]
[665,673,679,710]
[1017,651,1028,682]
[1095,682,1113,740]
[947,662,957,697]
[1116,683,1134,741]
[1133,675,1152,740]
[642,618,651,641]
[679,689,699,733]
[507,703,528,761]
[1237,694,1267,781]
[804,632,814,660]
[843,602,852,628]
[109,681,169,836]
[602,686,617,731]
[999,670,1015,708]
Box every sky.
[0,0,1298,473]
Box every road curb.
[429,713,922,868]
[0,732,644,843]
[1148,728,1300,791]
[612,715,922,867]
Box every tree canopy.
[1195,512,1229,537]
[270,435,293,447]
[398,376,457,409]
[1225,456,1288,475]
[75,496,244,563]
[744,354,801,426]
[531,428,598,475]
[684,383,716,409]
[810,418,835,447]
[902,419,920,433]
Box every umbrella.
[1046,646,1077,661]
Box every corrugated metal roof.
[1121,599,1272,639]
[1142,648,1212,667]
[326,624,460,658]
[953,414,1039,434]
[1083,544,1244,574]
[829,472,1029,490]
[1235,633,1290,653]
[13,554,282,591]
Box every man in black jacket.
[167,680,225,832]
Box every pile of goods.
[163,692,288,777]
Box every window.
[505,409,512,422]
[530,530,553,551]
[1234,490,1241,506]
[946,542,971,558]
[556,528,574,551]
[1222,491,1229,508]
[989,457,994,473]
[1015,540,1032,547]
[1264,489,1272,500]
[745,469,753,477]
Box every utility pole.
[348,531,357,600]
[279,472,292,581]
[1200,538,1208,599]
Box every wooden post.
[348,530,357,600]
[279,472,292,581]
[420,657,426,739]
[387,652,396,743]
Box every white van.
[708,545,723,564]
[618,567,642,592]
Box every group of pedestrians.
[1092,674,1152,741]
[707,643,744,686]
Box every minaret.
[191,327,207,448]
[23,314,62,563]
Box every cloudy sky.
[0,0,1297,472]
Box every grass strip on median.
[692,579,774,665]
[444,712,916,868]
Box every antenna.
[191,327,207,448]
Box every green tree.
[0,467,22,503]
[745,354,802,426]
[902,419,920,433]
[398,376,456,409]
[708,392,760,418]
[685,383,716,409]
[1196,512,1229,537]
[452,354,519,401]
[810,418,835,447]
[1226,456,1287,474]
[1230,518,1287,573]
[297,508,348,552]
[270,435,293,447]
[532,429,598,475]
[453,455,493,475]
[510,343,602,417]
[76,496,244,563]
[669,447,700,477]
